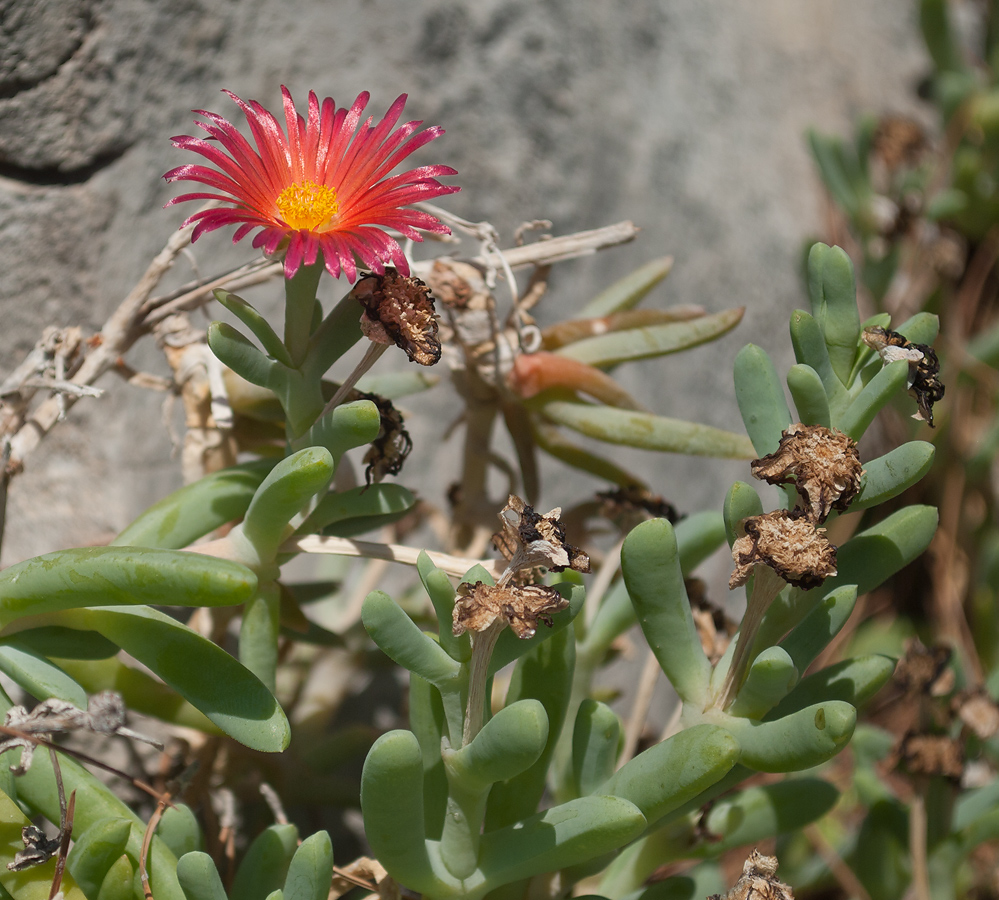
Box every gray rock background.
[0,0,929,565]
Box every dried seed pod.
[355,269,442,366]
[452,581,568,639]
[709,850,794,900]
[730,510,838,590]
[358,391,413,484]
[862,326,944,426]
[493,494,590,576]
[751,423,863,524]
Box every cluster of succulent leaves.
[0,227,941,900]
[793,2,999,898]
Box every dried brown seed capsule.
[493,494,590,576]
[355,268,442,366]
[751,423,863,524]
[862,326,944,426]
[452,581,568,639]
[358,391,413,484]
[597,485,680,528]
[729,510,838,590]
[709,850,794,900]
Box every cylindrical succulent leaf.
[806,243,862,385]
[767,655,896,719]
[283,831,334,900]
[572,700,622,798]
[622,519,712,706]
[66,816,133,900]
[723,701,856,772]
[598,724,740,827]
[361,731,435,892]
[0,547,257,627]
[727,646,799,720]
[787,363,831,428]
[362,590,462,688]
[733,344,792,456]
[177,852,228,900]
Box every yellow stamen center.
[275,180,339,231]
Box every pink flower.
[164,87,459,281]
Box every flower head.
[164,87,459,281]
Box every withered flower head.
[730,510,838,590]
[597,485,680,531]
[708,851,793,900]
[358,390,413,484]
[494,494,590,577]
[751,423,863,524]
[871,115,928,172]
[888,732,964,780]
[862,326,945,426]
[452,581,568,639]
[355,268,442,366]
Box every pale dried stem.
[619,648,661,766]
[7,220,200,469]
[909,790,931,900]
[718,566,786,710]
[142,259,282,325]
[584,537,624,630]
[141,798,167,900]
[246,534,500,580]
[463,620,505,746]
[414,206,638,271]
[803,824,873,900]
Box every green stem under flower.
[284,257,325,369]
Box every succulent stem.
[716,565,786,710]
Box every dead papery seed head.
[355,269,442,366]
[751,423,863,524]
[597,485,680,531]
[452,581,569,639]
[709,851,794,900]
[494,494,590,575]
[888,732,964,780]
[358,390,413,484]
[730,510,838,590]
[862,326,945,426]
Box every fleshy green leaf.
[851,442,935,510]
[231,825,299,900]
[702,778,839,854]
[574,257,674,318]
[599,724,740,828]
[53,606,289,752]
[572,700,622,798]
[622,519,712,706]
[0,547,256,627]
[215,289,294,367]
[0,642,86,706]
[113,459,275,549]
[733,344,792,456]
[724,701,856,772]
[478,795,647,887]
[768,655,896,720]
[787,363,831,428]
[208,321,280,389]
[536,398,754,459]
[807,243,861,384]
[555,308,744,368]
